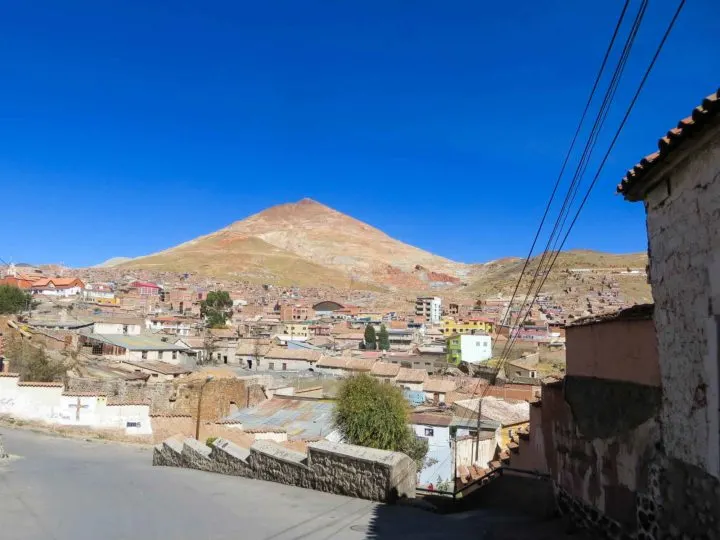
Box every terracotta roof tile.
[423,378,457,393]
[618,89,720,199]
[62,391,107,397]
[0,372,20,378]
[17,381,64,387]
[396,367,427,383]
[370,362,400,377]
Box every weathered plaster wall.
[541,379,661,530]
[644,129,720,476]
[153,436,416,503]
[566,319,660,386]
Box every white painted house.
[456,334,493,365]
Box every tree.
[4,333,67,382]
[377,324,390,351]
[333,374,428,468]
[363,324,377,350]
[0,285,31,314]
[200,290,233,328]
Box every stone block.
[181,438,214,472]
[209,438,252,476]
[153,437,184,467]
[249,440,314,489]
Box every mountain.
[119,199,649,298]
[120,198,468,289]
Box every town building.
[83,283,116,303]
[118,359,192,381]
[311,301,345,318]
[440,317,495,336]
[79,333,192,364]
[415,297,441,325]
[283,322,310,339]
[446,334,492,365]
[30,277,85,297]
[128,281,161,296]
[92,318,143,336]
[145,316,193,337]
[279,304,311,321]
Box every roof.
[129,281,160,289]
[223,397,335,440]
[264,346,321,363]
[346,358,375,372]
[567,303,654,328]
[30,277,83,289]
[120,359,192,375]
[409,412,453,427]
[619,89,720,200]
[209,328,238,339]
[370,362,400,377]
[453,396,530,426]
[86,333,189,351]
[506,356,539,372]
[316,356,349,369]
[396,367,427,384]
[423,378,457,393]
[17,381,64,387]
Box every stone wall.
[153,436,416,503]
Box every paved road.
[0,428,494,540]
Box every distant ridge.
[95,257,133,268]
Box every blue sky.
[0,1,717,267]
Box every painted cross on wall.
[68,397,89,422]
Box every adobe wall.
[540,379,662,537]
[153,436,416,503]
[565,319,660,386]
[642,125,720,537]
[643,129,720,476]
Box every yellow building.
[440,318,494,336]
[283,322,311,338]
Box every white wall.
[263,358,315,372]
[412,423,452,487]
[460,335,492,364]
[0,376,151,436]
[38,286,82,297]
[93,322,142,335]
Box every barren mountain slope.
[465,250,651,303]
[120,234,362,288]
[122,198,469,288]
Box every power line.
[495,0,648,366]
[499,0,686,365]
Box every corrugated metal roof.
[224,397,335,440]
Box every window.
[158,351,164,360]
[141,351,148,360]
[424,427,434,437]
[269,362,275,371]
[282,363,287,371]
[126,422,141,428]
[172,351,177,360]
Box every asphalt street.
[0,428,492,540]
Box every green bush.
[205,436,218,447]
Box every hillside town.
[0,0,717,536]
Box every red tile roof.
[17,381,64,387]
[618,89,720,200]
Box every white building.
[83,283,115,301]
[93,319,143,336]
[415,297,441,325]
[145,316,193,337]
[456,334,493,365]
[80,333,192,364]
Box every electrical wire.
[498,0,686,367]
